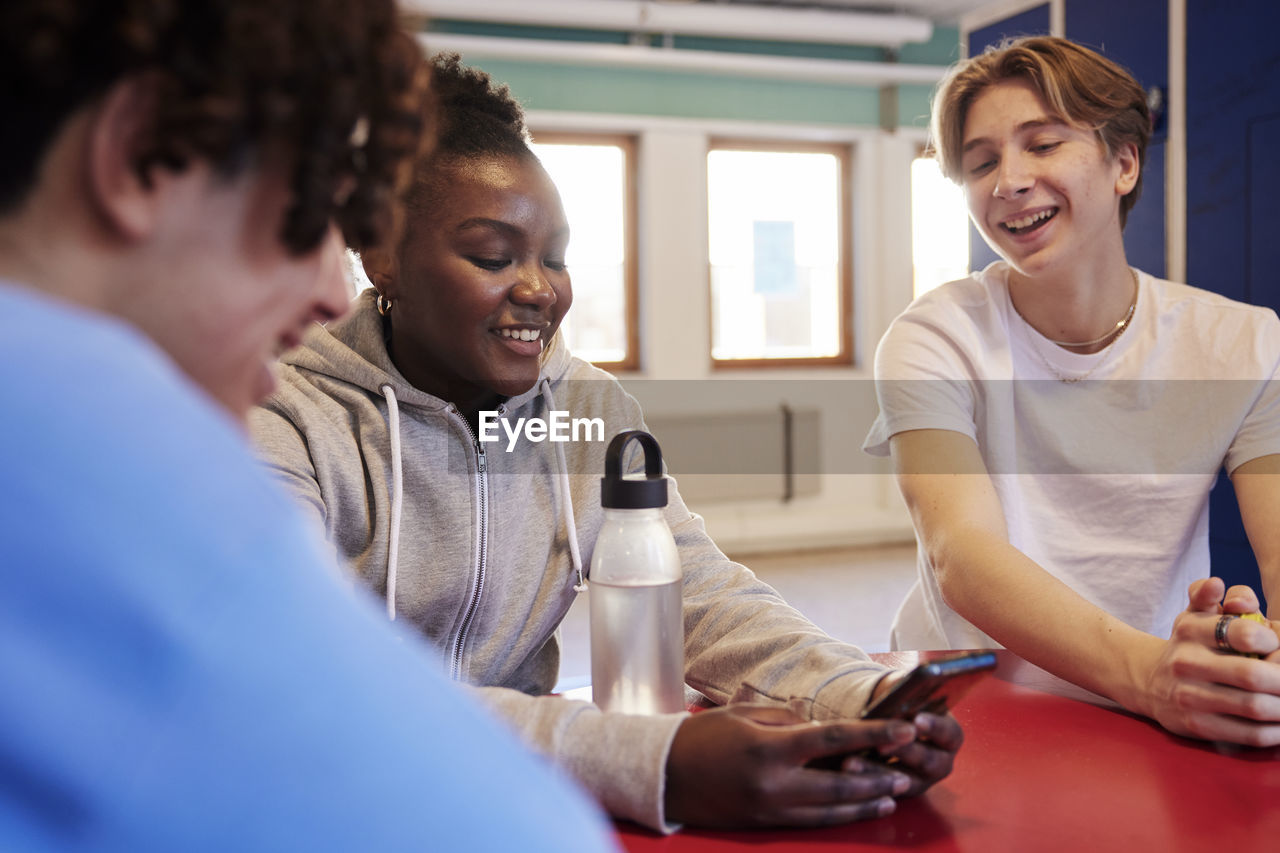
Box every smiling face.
[377,154,571,415]
[959,78,1138,279]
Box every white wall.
[531,110,922,554]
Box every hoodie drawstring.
[540,377,587,592]
[381,383,404,620]
[382,376,584,615]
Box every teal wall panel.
[424,21,959,129]
[427,20,633,44]
[471,60,884,126]
[896,84,938,130]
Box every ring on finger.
[1215,613,1239,653]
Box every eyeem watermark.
[478,410,605,452]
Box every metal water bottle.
[589,430,684,715]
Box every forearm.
[672,514,890,716]
[931,527,1163,713]
[461,683,687,832]
[1229,457,1280,618]
[1261,564,1280,620]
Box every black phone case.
[861,651,997,720]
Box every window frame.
[910,141,972,300]
[706,137,854,370]
[528,130,640,372]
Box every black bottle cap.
[600,429,668,509]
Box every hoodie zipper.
[444,403,502,681]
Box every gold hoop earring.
[376,293,394,316]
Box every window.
[707,141,852,367]
[530,134,638,370]
[911,154,970,298]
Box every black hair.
[0,0,430,253]
[402,53,534,220]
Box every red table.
[615,650,1280,851]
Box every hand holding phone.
[807,652,990,772]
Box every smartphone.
[861,651,997,720]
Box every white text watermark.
[478,411,606,452]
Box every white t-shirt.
[864,262,1280,651]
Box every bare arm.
[892,429,1280,745]
[1231,453,1280,618]
[890,429,1161,707]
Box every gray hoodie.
[250,290,890,830]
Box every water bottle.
[590,430,684,715]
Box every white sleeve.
[862,303,981,457]
[1225,308,1280,472]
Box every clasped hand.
[663,702,962,829]
[1144,577,1280,745]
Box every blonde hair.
[929,36,1151,227]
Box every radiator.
[644,405,820,504]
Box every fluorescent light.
[420,33,947,87]
[408,0,933,49]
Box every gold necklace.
[1016,269,1139,384]
[1043,298,1136,348]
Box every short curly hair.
[402,53,533,220]
[0,0,430,253]
[929,36,1150,228]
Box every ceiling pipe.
[406,0,934,49]
[418,32,948,87]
